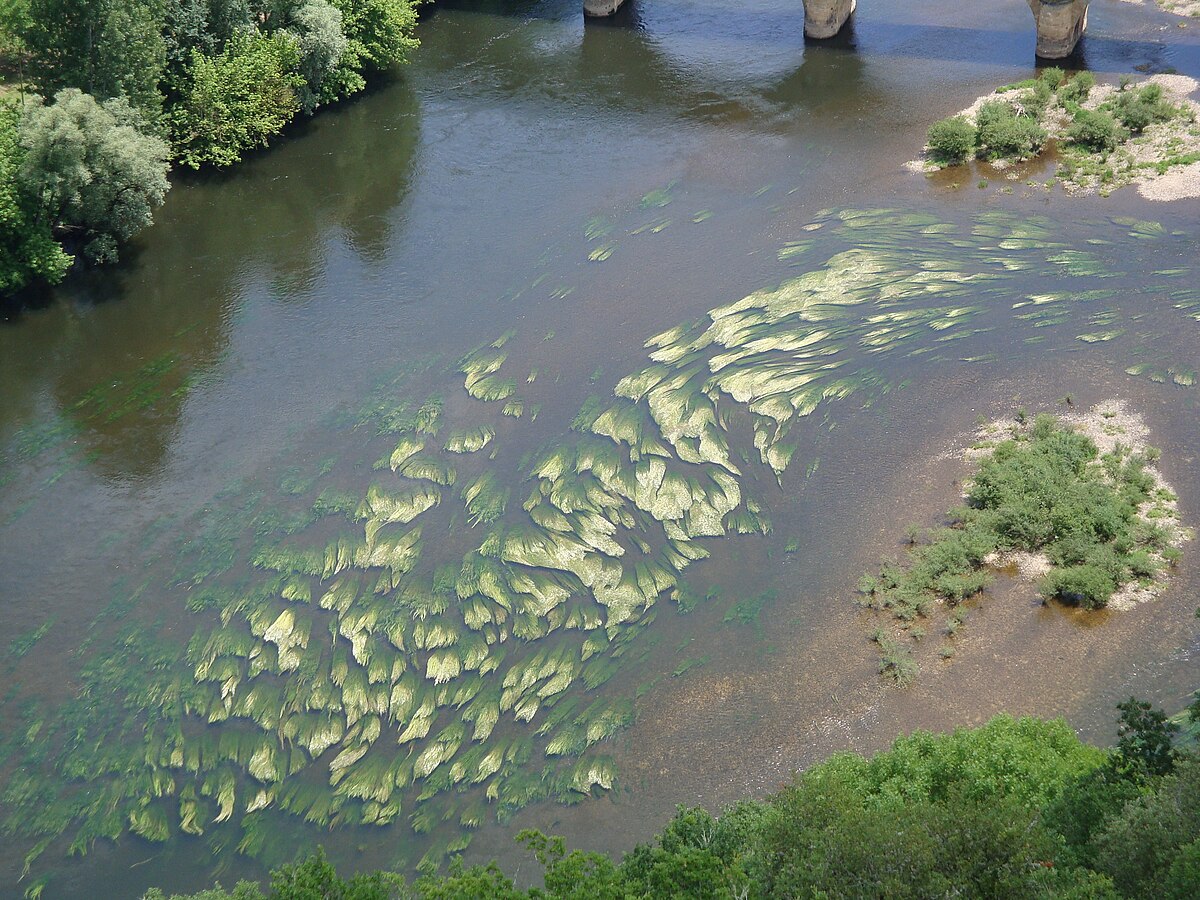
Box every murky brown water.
[2,1,1199,896]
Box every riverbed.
[2,1,1199,896]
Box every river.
[1,0,1199,896]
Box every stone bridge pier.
[585,0,1089,59]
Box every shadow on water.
[0,79,421,481]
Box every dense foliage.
[142,709,1200,899]
[0,0,419,294]
[860,413,1178,624]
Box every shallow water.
[2,1,1200,896]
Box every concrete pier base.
[1029,0,1089,59]
[584,0,627,16]
[804,0,856,40]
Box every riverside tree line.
[0,0,420,296]
[144,704,1200,899]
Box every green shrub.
[1039,564,1116,609]
[1111,83,1178,133]
[976,102,1047,160]
[1068,108,1125,152]
[1023,78,1054,118]
[927,115,976,163]
[1059,71,1095,104]
[1040,66,1066,90]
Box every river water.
[2,1,1199,896]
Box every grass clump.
[878,637,918,685]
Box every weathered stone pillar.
[584,0,627,17]
[804,0,856,40]
[1028,0,1089,59]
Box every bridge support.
[804,0,855,39]
[1028,0,1089,59]
[584,0,627,16]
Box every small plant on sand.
[878,638,918,685]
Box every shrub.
[927,115,975,163]
[1039,564,1116,609]
[1022,78,1054,118]
[1068,108,1125,152]
[1040,66,1066,90]
[975,101,1047,160]
[1059,71,1095,105]
[1111,83,1177,133]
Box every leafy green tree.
[19,88,170,263]
[288,0,349,113]
[0,99,71,292]
[1092,756,1200,898]
[169,29,303,168]
[269,847,401,899]
[1115,696,1179,780]
[0,0,31,54]
[325,0,416,96]
[24,0,167,118]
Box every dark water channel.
[2,1,1200,896]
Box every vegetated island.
[141,703,1200,899]
[857,403,1191,685]
[1116,0,1200,19]
[910,67,1200,201]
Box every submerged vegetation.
[922,67,1200,197]
[4,208,1200,893]
[860,408,1190,679]
[145,708,1200,898]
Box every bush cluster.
[975,100,1048,160]
[860,414,1173,617]
[1110,82,1182,133]
[927,68,1063,165]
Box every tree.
[289,0,348,113]
[1114,696,1179,780]
[19,88,170,263]
[169,29,303,168]
[23,0,167,118]
[0,0,31,55]
[327,0,416,94]
[0,99,71,292]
